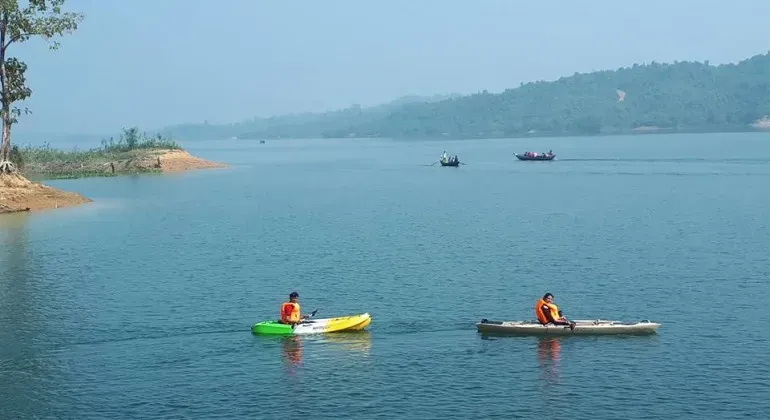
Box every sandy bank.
[20,148,227,178]
[151,149,227,172]
[1,149,226,214]
[0,173,92,214]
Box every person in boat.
[536,293,575,329]
[280,291,307,325]
[441,151,448,163]
[453,155,459,164]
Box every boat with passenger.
[515,150,555,161]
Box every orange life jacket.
[535,298,560,324]
[281,302,301,323]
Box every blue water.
[2,133,769,419]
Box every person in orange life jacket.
[536,293,575,330]
[280,292,308,325]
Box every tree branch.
[5,33,37,50]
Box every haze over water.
[1,133,769,418]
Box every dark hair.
[289,292,299,298]
[543,293,553,299]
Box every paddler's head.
[289,291,299,303]
[543,293,554,303]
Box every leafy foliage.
[8,142,21,167]
[18,127,181,164]
[15,127,182,179]
[99,127,181,153]
[0,0,83,172]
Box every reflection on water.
[282,336,303,374]
[314,331,373,354]
[0,214,34,356]
[273,331,373,376]
[537,337,562,387]
[0,215,55,418]
[0,212,29,231]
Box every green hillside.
[161,94,460,141]
[165,52,770,140]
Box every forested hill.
[161,94,460,141]
[164,52,770,140]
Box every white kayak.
[476,319,661,336]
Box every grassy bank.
[2,128,225,215]
[13,127,184,179]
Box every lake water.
[2,133,769,419]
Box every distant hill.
[163,52,770,140]
[160,94,461,141]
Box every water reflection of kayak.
[252,313,372,336]
[313,330,373,353]
[476,319,661,336]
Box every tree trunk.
[0,103,14,174]
[0,13,12,174]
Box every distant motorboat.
[515,151,555,161]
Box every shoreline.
[19,148,227,180]
[0,148,227,215]
[229,123,770,142]
[0,172,93,214]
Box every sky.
[12,0,770,136]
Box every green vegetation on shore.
[14,127,181,179]
[163,52,770,141]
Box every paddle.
[555,310,576,330]
[290,308,319,330]
[297,308,319,324]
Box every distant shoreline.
[229,124,770,142]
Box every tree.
[0,0,83,174]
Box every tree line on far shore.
[163,52,770,141]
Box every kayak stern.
[251,321,294,336]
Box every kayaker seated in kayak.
[280,292,308,325]
[536,293,575,330]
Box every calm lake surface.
[2,133,769,419]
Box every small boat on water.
[438,151,461,167]
[252,313,372,336]
[476,319,661,336]
[515,151,555,161]
[440,159,460,167]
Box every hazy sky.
[13,0,770,135]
